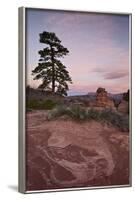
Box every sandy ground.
[26,110,130,191]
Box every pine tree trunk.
[50,46,55,93]
[52,66,55,93]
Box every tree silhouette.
[123,89,129,102]
[32,31,72,96]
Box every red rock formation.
[94,87,115,109]
[117,90,129,114]
[118,100,128,114]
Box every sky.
[26,8,130,95]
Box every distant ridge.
[87,92,123,101]
[27,86,124,101]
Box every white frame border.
[18,7,132,194]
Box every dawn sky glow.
[26,9,130,95]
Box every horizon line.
[27,85,129,95]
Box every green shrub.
[86,108,101,120]
[41,99,57,110]
[99,108,129,131]
[48,105,100,121]
[26,99,57,110]
[67,105,86,120]
[48,106,129,131]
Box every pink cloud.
[104,71,128,79]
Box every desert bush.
[48,105,101,121]
[48,105,129,131]
[86,108,101,120]
[47,105,86,120]
[99,108,129,131]
[47,105,68,120]
[67,105,86,120]
[26,99,57,110]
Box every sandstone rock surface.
[26,110,129,191]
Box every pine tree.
[32,31,72,96]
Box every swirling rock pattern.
[26,110,130,191]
